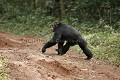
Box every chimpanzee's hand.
[42,48,46,53]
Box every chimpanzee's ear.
[54,22,61,27]
[56,22,62,27]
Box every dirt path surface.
[0,32,120,80]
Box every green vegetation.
[88,32,120,66]
[0,0,120,67]
[0,55,8,80]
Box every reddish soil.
[0,32,120,80]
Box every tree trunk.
[32,0,36,10]
[60,0,65,20]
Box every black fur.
[42,22,93,60]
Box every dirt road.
[0,32,120,80]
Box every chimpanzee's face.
[51,22,60,32]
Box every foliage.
[0,0,120,25]
[0,55,8,80]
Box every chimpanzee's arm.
[42,32,61,53]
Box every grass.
[88,32,120,66]
[0,55,9,80]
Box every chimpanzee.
[42,22,93,60]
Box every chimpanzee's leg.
[57,41,64,55]
[78,38,93,60]
[60,42,75,55]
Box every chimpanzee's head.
[51,22,61,32]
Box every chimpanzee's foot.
[55,49,58,52]
[57,52,65,55]
[57,53,63,55]
[56,49,64,55]
[84,57,92,60]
